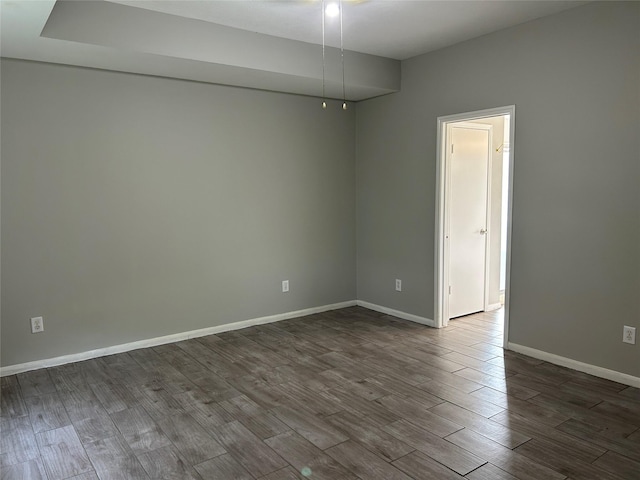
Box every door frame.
[434,105,515,350]
[445,121,493,318]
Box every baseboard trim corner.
[0,300,357,377]
[356,300,436,328]
[508,342,640,388]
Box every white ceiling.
[0,0,585,100]
[109,0,585,60]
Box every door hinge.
[449,286,452,295]
[451,144,454,154]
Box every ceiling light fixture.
[339,0,347,110]
[325,3,340,18]
[320,0,347,110]
[321,0,327,109]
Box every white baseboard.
[0,300,357,377]
[19,299,636,389]
[508,342,640,388]
[485,303,502,312]
[356,300,436,327]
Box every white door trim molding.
[435,105,516,351]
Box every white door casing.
[434,105,515,347]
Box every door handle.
[480,228,487,235]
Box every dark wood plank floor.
[2,306,639,479]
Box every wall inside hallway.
[467,115,506,308]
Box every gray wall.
[1,60,356,366]
[356,2,640,376]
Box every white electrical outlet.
[623,326,636,345]
[395,279,402,292]
[282,280,289,293]
[31,316,44,334]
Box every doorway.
[435,106,515,349]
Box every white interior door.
[448,125,490,319]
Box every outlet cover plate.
[623,326,636,344]
[395,279,402,292]
[282,280,289,293]
[31,316,44,333]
